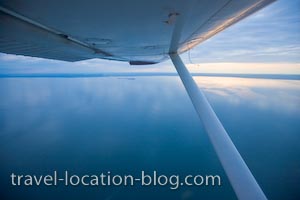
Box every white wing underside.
[0,0,274,63]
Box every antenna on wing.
[187,43,201,69]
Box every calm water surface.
[0,76,299,200]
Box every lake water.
[0,76,299,200]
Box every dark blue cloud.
[187,0,300,63]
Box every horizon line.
[0,72,299,80]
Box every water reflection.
[195,77,300,113]
[0,76,299,200]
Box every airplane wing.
[0,0,274,63]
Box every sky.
[0,0,299,74]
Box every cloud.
[0,53,47,63]
[186,63,300,74]
[188,0,300,63]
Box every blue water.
[0,76,299,200]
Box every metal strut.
[170,53,267,200]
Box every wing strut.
[170,53,267,200]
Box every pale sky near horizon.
[0,0,299,74]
